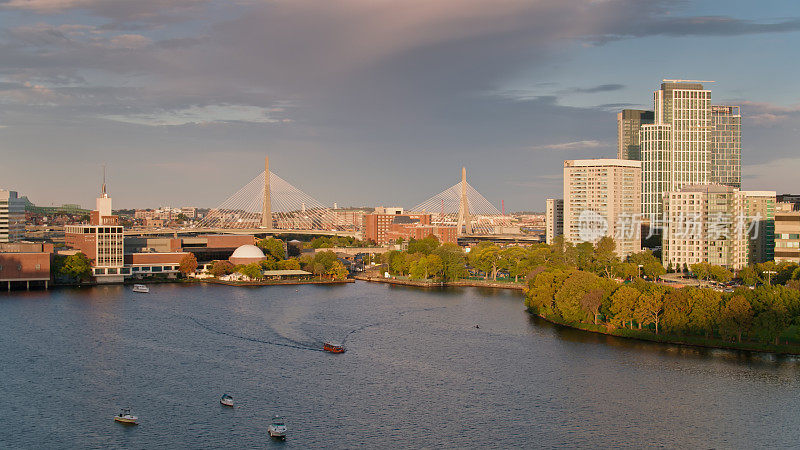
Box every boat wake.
[340,306,446,344]
[188,317,325,352]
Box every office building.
[711,105,742,188]
[563,159,641,258]
[545,198,563,245]
[617,109,654,160]
[0,189,25,243]
[364,207,432,245]
[641,81,712,224]
[775,202,800,264]
[742,191,776,264]
[64,183,126,283]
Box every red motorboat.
[323,342,345,353]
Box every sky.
[0,0,799,211]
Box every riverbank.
[353,275,526,291]
[200,278,354,287]
[530,309,800,357]
[355,274,800,356]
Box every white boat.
[132,284,149,293]
[268,416,287,439]
[114,408,138,425]
[220,394,234,407]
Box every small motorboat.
[323,342,345,353]
[132,284,149,293]
[268,416,287,439]
[220,394,234,407]
[114,408,138,425]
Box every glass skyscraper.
[711,105,742,188]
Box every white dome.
[231,244,265,259]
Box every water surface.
[1,282,798,448]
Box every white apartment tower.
[563,159,642,258]
[545,198,563,245]
[662,184,760,271]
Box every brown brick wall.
[0,253,51,281]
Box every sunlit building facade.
[563,159,641,258]
[545,198,563,245]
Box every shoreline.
[353,274,526,291]
[199,278,354,287]
[355,274,800,357]
[530,310,800,357]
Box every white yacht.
[268,416,287,439]
[220,394,234,407]
[132,284,149,293]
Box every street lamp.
[637,264,644,279]
[765,270,777,286]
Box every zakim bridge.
[181,156,514,238]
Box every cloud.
[573,84,625,94]
[1,0,208,23]
[104,104,290,126]
[738,101,800,126]
[529,140,606,151]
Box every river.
[1,282,799,448]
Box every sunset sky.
[1,0,799,210]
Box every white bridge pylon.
[197,169,337,230]
[410,168,512,235]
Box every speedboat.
[268,416,287,439]
[114,408,138,425]
[323,342,345,353]
[132,284,149,293]
[220,394,234,407]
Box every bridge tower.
[456,166,472,235]
[261,155,272,228]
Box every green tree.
[499,246,528,282]
[468,242,501,280]
[662,288,691,334]
[257,237,286,260]
[719,295,753,342]
[609,285,640,329]
[239,263,263,280]
[737,266,760,286]
[627,250,666,279]
[593,236,619,278]
[60,252,93,282]
[433,244,466,281]
[554,270,599,323]
[525,269,569,317]
[634,291,665,334]
[407,235,440,255]
[277,259,301,270]
[688,288,722,337]
[178,253,198,275]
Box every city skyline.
[1,1,800,210]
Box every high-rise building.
[0,189,25,243]
[662,185,766,271]
[774,202,800,264]
[65,181,126,283]
[742,191,775,264]
[563,159,641,258]
[641,81,712,224]
[545,198,563,245]
[617,109,654,160]
[711,105,742,188]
